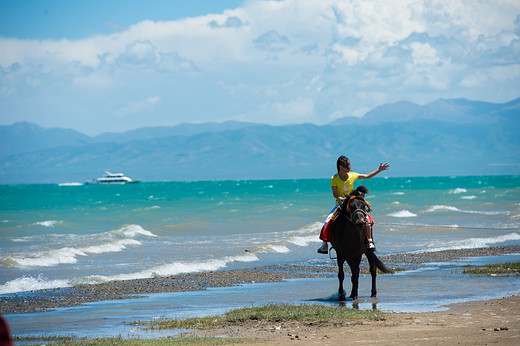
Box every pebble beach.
[2,245,519,315]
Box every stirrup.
[367,241,376,250]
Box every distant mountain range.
[1,97,519,183]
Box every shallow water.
[6,253,520,339]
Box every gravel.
[1,245,518,314]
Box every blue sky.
[1,0,519,136]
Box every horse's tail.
[374,254,393,274]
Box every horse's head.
[341,185,371,230]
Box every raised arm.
[358,162,390,180]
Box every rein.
[345,195,371,212]
[343,195,371,224]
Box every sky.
[0,0,519,136]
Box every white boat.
[86,172,140,184]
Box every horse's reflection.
[338,298,378,311]
[314,293,378,310]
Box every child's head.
[336,155,351,172]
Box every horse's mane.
[340,185,370,210]
[352,185,369,196]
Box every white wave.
[278,222,322,247]
[287,235,320,247]
[1,226,152,268]
[0,251,262,293]
[34,220,61,227]
[450,188,467,194]
[58,182,83,186]
[111,224,157,238]
[81,239,142,254]
[425,205,506,215]
[393,192,405,195]
[461,195,477,200]
[413,232,520,253]
[3,238,143,268]
[3,247,86,267]
[5,251,261,293]
[387,210,417,217]
[72,253,260,285]
[225,252,259,263]
[426,205,459,212]
[262,244,291,253]
[0,275,71,294]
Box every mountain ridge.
[1,97,519,183]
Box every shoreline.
[1,245,519,315]
[186,294,520,345]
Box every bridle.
[343,195,371,224]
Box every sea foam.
[287,235,320,247]
[0,275,71,294]
[2,224,155,268]
[450,188,467,194]
[415,232,520,253]
[426,205,506,215]
[112,224,157,238]
[34,220,61,227]
[387,210,417,217]
[262,244,291,253]
[72,253,259,285]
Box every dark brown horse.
[331,185,393,301]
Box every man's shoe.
[367,241,376,250]
[317,242,328,254]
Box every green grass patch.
[23,304,385,345]
[137,303,385,330]
[462,262,520,276]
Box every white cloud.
[0,0,519,134]
[407,42,440,66]
[117,41,157,66]
[115,96,161,117]
[273,98,315,122]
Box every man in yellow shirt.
[318,155,390,254]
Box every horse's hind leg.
[337,257,346,301]
[347,257,361,300]
[367,253,378,298]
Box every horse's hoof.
[349,296,358,301]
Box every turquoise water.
[1,176,519,293]
[1,176,520,339]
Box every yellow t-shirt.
[331,172,360,203]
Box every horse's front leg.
[366,253,377,298]
[337,257,346,301]
[347,257,361,300]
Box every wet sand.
[190,294,520,345]
[1,245,519,315]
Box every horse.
[330,185,393,301]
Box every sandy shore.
[1,245,519,315]
[188,294,520,345]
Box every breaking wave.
[387,210,417,218]
[412,232,520,253]
[1,224,156,268]
[425,205,506,215]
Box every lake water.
[1,175,519,339]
